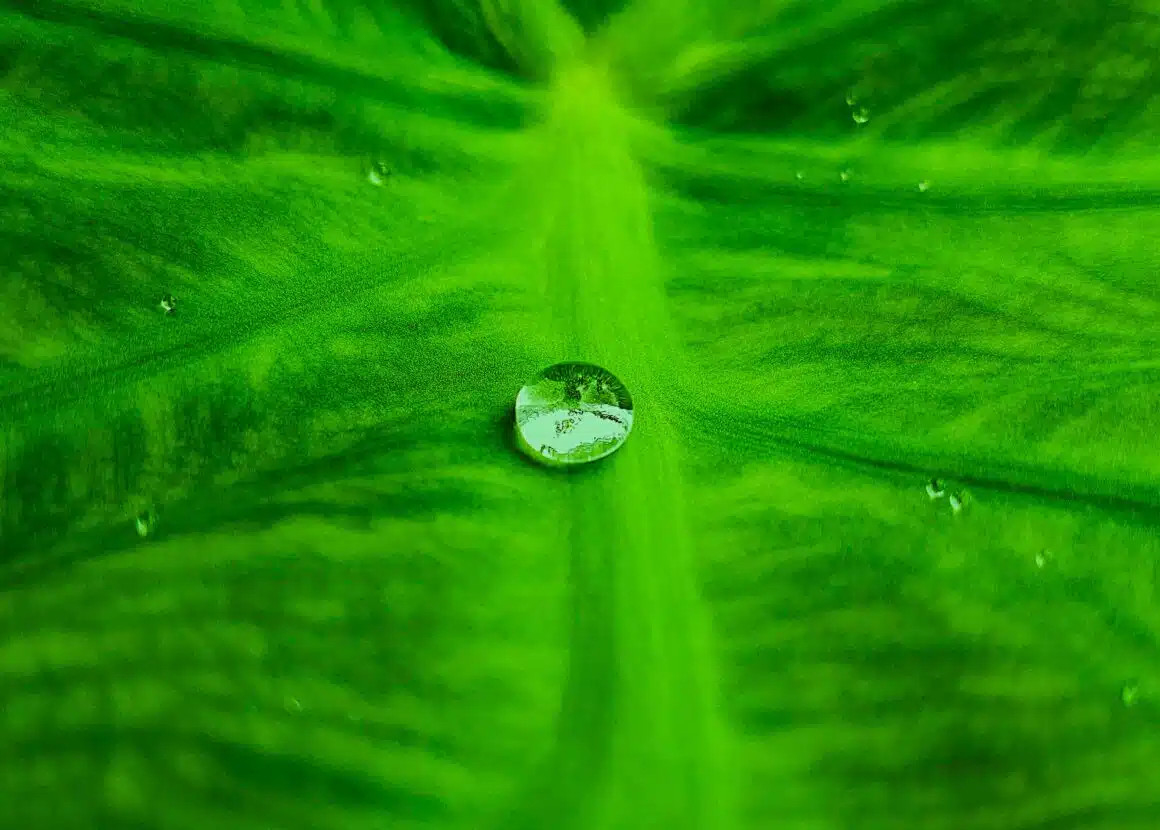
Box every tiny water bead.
[367,160,390,186]
[514,362,634,468]
[134,509,156,537]
[158,294,176,315]
[926,478,946,499]
[852,107,870,124]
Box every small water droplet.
[840,169,851,183]
[1121,681,1140,707]
[514,362,634,468]
[918,180,930,192]
[948,491,966,513]
[159,294,176,315]
[925,478,946,499]
[852,107,870,124]
[134,510,154,537]
[795,171,805,181]
[287,697,302,712]
[845,90,858,106]
[367,160,389,186]
[1035,548,1052,568]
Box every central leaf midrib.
[508,61,738,830]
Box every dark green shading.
[669,0,1156,154]
[703,510,1159,829]
[1,1,532,130]
[560,0,630,34]
[388,0,528,81]
[0,194,487,427]
[0,431,87,560]
[183,735,446,818]
[670,388,1160,520]
[0,284,503,584]
[649,162,1160,215]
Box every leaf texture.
[1,1,1158,829]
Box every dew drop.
[852,107,870,124]
[158,294,176,315]
[840,169,851,183]
[845,90,858,106]
[1122,681,1140,707]
[918,180,930,192]
[135,510,154,537]
[925,478,946,499]
[948,491,966,513]
[367,160,390,186]
[795,171,805,181]
[514,362,634,468]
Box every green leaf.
[2,2,1158,829]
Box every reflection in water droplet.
[514,362,634,468]
[852,107,870,124]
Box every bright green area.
[1,1,1159,829]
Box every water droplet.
[925,478,946,499]
[159,294,176,315]
[514,362,634,468]
[795,171,805,181]
[918,180,930,192]
[948,491,967,514]
[367,160,390,186]
[1035,548,1052,568]
[840,169,851,183]
[134,510,154,537]
[1121,681,1140,707]
[845,90,858,106]
[852,107,870,124]
[286,697,303,712]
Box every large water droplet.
[514,362,634,468]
